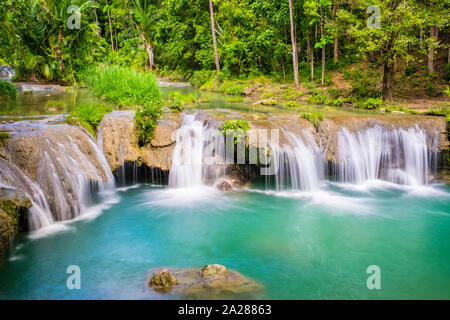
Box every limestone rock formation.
[98,111,181,172]
[147,265,265,299]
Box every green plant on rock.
[0,81,17,99]
[135,103,162,147]
[45,99,66,111]
[67,104,113,137]
[168,91,184,112]
[301,112,323,130]
[221,120,250,144]
[0,132,10,146]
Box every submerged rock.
[147,264,264,299]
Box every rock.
[215,178,234,191]
[201,264,227,278]
[0,208,14,267]
[147,265,265,299]
[280,84,287,90]
[149,269,178,291]
[99,111,181,172]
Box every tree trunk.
[106,1,114,51]
[209,0,220,72]
[320,7,325,86]
[288,0,299,89]
[332,3,339,64]
[382,61,393,101]
[140,32,154,71]
[428,26,436,74]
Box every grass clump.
[384,105,419,114]
[85,66,161,107]
[355,97,383,110]
[45,99,66,111]
[67,103,112,137]
[0,132,10,146]
[301,112,323,129]
[168,91,184,112]
[221,120,250,144]
[0,81,17,99]
[85,66,162,145]
[227,96,244,103]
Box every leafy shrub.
[135,103,162,147]
[404,65,417,76]
[0,81,17,99]
[355,97,383,109]
[307,92,330,105]
[189,70,216,87]
[221,120,250,144]
[0,132,10,146]
[425,83,438,97]
[332,97,349,106]
[67,104,113,137]
[301,112,323,129]
[168,91,184,112]
[426,105,449,117]
[226,84,248,96]
[443,86,450,98]
[443,63,450,82]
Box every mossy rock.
[0,188,32,227]
[149,269,178,291]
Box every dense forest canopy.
[0,0,449,100]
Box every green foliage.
[404,65,417,77]
[0,81,17,99]
[443,86,450,98]
[444,63,450,82]
[221,119,250,144]
[0,132,10,146]
[67,103,112,137]
[135,103,162,147]
[301,112,323,129]
[85,66,162,106]
[45,99,66,111]
[384,105,419,114]
[425,83,438,97]
[307,92,330,105]
[355,97,383,110]
[168,91,184,112]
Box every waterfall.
[168,114,226,188]
[0,123,115,230]
[336,125,437,185]
[271,130,324,191]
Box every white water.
[336,126,437,185]
[0,124,115,230]
[271,130,325,191]
[168,114,226,188]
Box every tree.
[336,0,422,101]
[209,0,220,72]
[288,0,299,89]
[132,0,158,71]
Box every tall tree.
[337,0,421,101]
[132,0,157,71]
[288,0,299,89]
[209,0,220,72]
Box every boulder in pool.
[147,264,264,299]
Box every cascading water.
[168,114,226,188]
[270,130,325,191]
[336,125,438,185]
[0,122,115,230]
